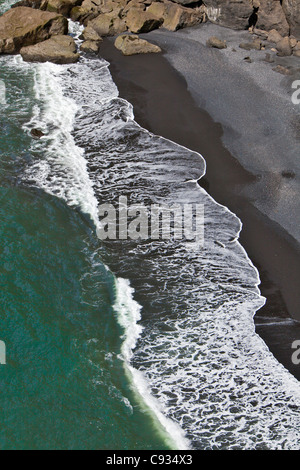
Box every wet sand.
[99,27,300,380]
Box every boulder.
[31,128,45,138]
[74,0,128,22]
[114,33,161,55]
[203,0,289,34]
[251,28,268,39]
[147,1,205,31]
[12,0,48,9]
[290,36,297,48]
[80,39,100,52]
[171,0,201,4]
[125,8,163,33]
[81,0,101,9]
[145,2,165,19]
[97,0,127,15]
[206,36,227,49]
[0,7,68,54]
[20,34,79,63]
[70,6,96,23]
[122,0,146,16]
[203,0,253,30]
[256,0,289,37]
[294,41,300,51]
[282,0,300,39]
[88,12,127,36]
[272,64,292,75]
[47,0,82,17]
[276,36,292,56]
[81,24,102,41]
[267,28,283,43]
[239,38,262,50]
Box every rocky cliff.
[0,0,299,61]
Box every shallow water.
[1,4,300,450]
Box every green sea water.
[0,1,175,450]
[0,187,172,450]
[3,0,300,451]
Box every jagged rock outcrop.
[276,36,292,55]
[203,0,254,30]
[114,33,162,54]
[282,0,300,38]
[11,0,48,10]
[147,1,205,31]
[81,24,102,41]
[20,34,79,62]
[293,42,300,57]
[70,6,93,22]
[255,0,289,37]
[2,0,300,60]
[0,6,68,53]
[47,0,83,17]
[202,0,294,37]
[267,28,283,43]
[125,8,163,33]
[171,0,201,4]
[80,39,101,52]
[206,35,227,48]
[88,12,127,36]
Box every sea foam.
[7,26,300,450]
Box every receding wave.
[5,24,300,449]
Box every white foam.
[113,277,191,450]
[7,34,300,450]
[18,58,100,228]
[0,0,17,14]
[59,55,300,450]
[10,49,188,449]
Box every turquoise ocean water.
[0,0,179,450]
[1,0,300,450]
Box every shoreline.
[99,29,300,381]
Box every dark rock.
[30,128,45,138]
[202,0,253,30]
[47,0,82,17]
[256,0,289,37]
[12,0,48,9]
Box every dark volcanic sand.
[99,36,300,381]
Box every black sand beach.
[99,24,300,380]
